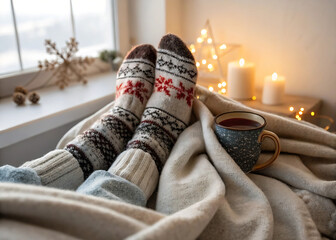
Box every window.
[0,0,116,75]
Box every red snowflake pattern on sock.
[116,83,123,98]
[116,80,149,103]
[155,76,172,96]
[155,76,194,107]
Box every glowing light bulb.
[289,106,294,112]
[221,88,226,93]
[311,112,315,116]
[201,29,207,36]
[239,58,245,67]
[219,44,227,50]
[208,86,214,92]
[296,114,300,119]
[222,82,227,87]
[299,111,303,115]
[196,62,200,67]
[218,83,222,88]
[207,38,213,44]
[189,44,195,49]
[300,107,304,111]
[197,37,203,43]
[197,95,200,99]
[252,96,257,101]
[208,64,214,71]
[191,48,196,53]
[272,72,278,81]
[212,54,218,59]
[202,59,207,64]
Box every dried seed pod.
[28,92,40,104]
[13,92,26,105]
[14,86,28,95]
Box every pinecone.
[28,92,40,104]
[13,92,26,105]
[14,86,28,95]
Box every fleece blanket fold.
[1,86,335,240]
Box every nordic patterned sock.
[109,34,197,199]
[64,44,157,181]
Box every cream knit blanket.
[1,86,335,240]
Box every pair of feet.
[65,34,198,200]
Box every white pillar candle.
[262,72,286,105]
[227,58,255,99]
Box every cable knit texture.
[109,149,159,199]
[21,149,83,190]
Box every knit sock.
[109,34,197,199]
[21,45,156,190]
[64,44,157,180]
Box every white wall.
[128,0,166,47]
[180,0,336,123]
[127,0,183,47]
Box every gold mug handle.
[252,130,281,171]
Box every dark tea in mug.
[219,118,262,130]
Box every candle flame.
[289,106,294,112]
[311,112,315,116]
[222,81,227,87]
[197,37,203,43]
[218,83,222,88]
[219,44,227,50]
[196,62,200,67]
[221,88,226,93]
[239,58,245,67]
[252,96,257,101]
[272,72,278,81]
[212,55,218,59]
[208,86,214,92]
[207,38,213,44]
[201,29,207,36]
[202,59,207,64]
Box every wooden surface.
[239,90,322,117]
[197,78,321,117]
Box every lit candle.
[227,58,255,99]
[262,72,285,105]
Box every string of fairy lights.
[289,106,315,121]
[189,20,240,96]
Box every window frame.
[0,0,126,98]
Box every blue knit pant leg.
[76,170,146,207]
[0,165,41,185]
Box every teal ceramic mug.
[214,111,280,172]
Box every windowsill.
[0,72,116,148]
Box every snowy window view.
[0,0,115,75]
